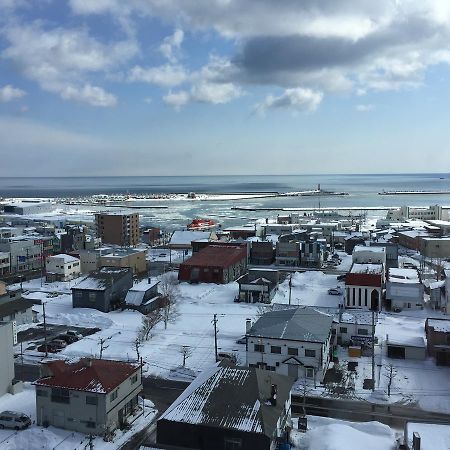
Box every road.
[291,395,450,429]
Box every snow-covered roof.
[387,335,425,348]
[169,230,213,246]
[350,263,383,275]
[427,319,450,333]
[388,268,420,284]
[48,254,79,264]
[248,306,333,343]
[159,365,293,438]
[72,267,130,291]
[339,311,374,325]
[130,279,159,292]
[406,423,450,450]
[353,245,385,253]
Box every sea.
[1,174,450,230]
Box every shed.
[386,334,426,360]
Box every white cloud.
[60,84,117,107]
[0,85,26,103]
[2,22,137,106]
[255,87,323,115]
[163,90,190,110]
[128,64,188,87]
[355,103,374,112]
[191,82,242,104]
[159,29,184,62]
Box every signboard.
[351,335,373,343]
[12,321,17,345]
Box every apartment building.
[95,212,140,246]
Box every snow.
[169,230,213,246]
[427,318,450,332]
[405,423,450,450]
[387,334,425,348]
[290,416,396,450]
[388,268,420,283]
[350,263,383,274]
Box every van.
[0,411,31,430]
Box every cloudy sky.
[1,0,450,176]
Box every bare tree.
[384,363,397,397]
[139,309,162,341]
[134,336,143,361]
[180,345,193,368]
[159,273,180,329]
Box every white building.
[386,268,424,311]
[334,310,376,346]
[46,254,80,281]
[246,306,333,383]
[0,321,16,396]
[386,205,448,222]
[352,245,386,265]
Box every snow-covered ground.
[290,416,398,450]
[0,384,156,450]
[16,270,450,413]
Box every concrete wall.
[0,322,14,396]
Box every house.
[124,279,167,313]
[425,318,450,366]
[156,364,294,450]
[275,241,300,266]
[99,248,147,275]
[0,321,17,396]
[71,267,133,312]
[385,268,424,311]
[178,245,247,284]
[236,269,279,304]
[0,296,35,325]
[300,241,325,268]
[345,263,384,311]
[222,225,257,240]
[0,252,10,276]
[46,253,81,282]
[334,310,376,347]
[79,247,114,273]
[386,335,426,360]
[352,245,386,265]
[262,223,299,237]
[246,306,333,383]
[34,358,142,436]
[369,242,398,268]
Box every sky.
[1,0,450,176]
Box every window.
[130,374,138,384]
[51,388,70,404]
[271,346,281,354]
[305,367,314,379]
[89,292,96,302]
[357,328,369,336]
[110,390,118,402]
[224,438,242,450]
[86,396,98,405]
[339,327,348,334]
[305,349,316,357]
[84,421,96,429]
[287,347,298,356]
[254,344,264,353]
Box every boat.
[187,218,217,231]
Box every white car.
[328,287,343,295]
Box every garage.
[386,335,426,360]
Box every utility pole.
[99,337,109,359]
[288,273,292,305]
[371,310,375,391]
[213,314,218,362]
[43,302,48,357]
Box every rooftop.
[169,230,214,246]
[350,263,384,275]
[0,298,35,318]
[353,245,385,253]
[159,365,293,438]
[181,245,247,268]
[47,253,79,264]
[72,266,131,291]
[247,306,333,343]
[388,268,420,283]
[34,358,140,393]
[427,318,450,333]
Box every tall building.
[95,212,140,246]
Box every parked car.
[217,352,237,363]
[65,329,83,340]
[235,336,247,345]
[37,343,60,353]
[337,274,346,281]
[56,334,78,344]
[328,287,343,295]
[0,411,31,430]
[51,339,68,349]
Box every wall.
[0,322,14,396]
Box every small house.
[46,254,81,282]
[236,269,279,304]
[124,279,167,313]
[425,318,450,366]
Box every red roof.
[180,245,247,269]
[34,358,140,394]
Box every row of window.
[339,327,369,335]
[253,344,316,357]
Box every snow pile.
[291,417,396,450]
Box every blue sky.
[1,0,450,176]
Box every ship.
[187,218,217,231]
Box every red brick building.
[178,245,247,284]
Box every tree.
[180,345,193,368]
[384,363,397,397]
[139,309,162,341]
[134,336,143,361]
[159,273,180,329]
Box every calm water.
[1,174,450,230]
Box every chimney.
[148,277,152,284]
[246,318,252,334]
